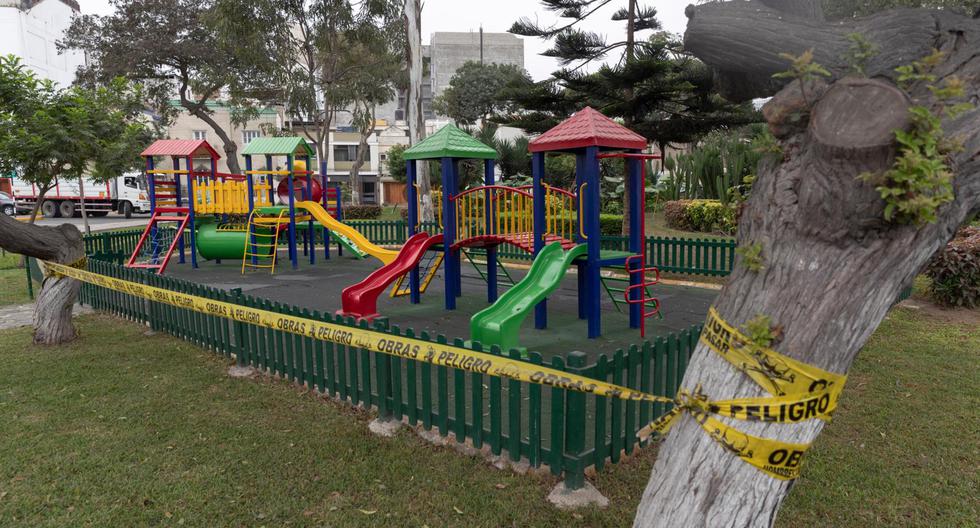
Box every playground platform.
[164,253,718,362]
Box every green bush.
[663,199,737,234]
[664,200,692,230]
[686,200,735,233]
[599,214,623,235]
[343,204,383,219]
[925,227,980,308]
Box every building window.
[334,145,359,162]
[362,181,377,204]
[192,130,207,141]
[242,130,262,144]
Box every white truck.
[9,173,152,218]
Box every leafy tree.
[62,0,281,174]
[386,144,408,182]
[508,8,760,231]
[432,62,529,126]
[270,0,401,179]
[0,55,154,223]
[0,55,154,344]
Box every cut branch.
[0,214,86,345]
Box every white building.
[0,0,85,87]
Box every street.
[14,213,149,233]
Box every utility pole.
[479,26,484,65]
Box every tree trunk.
[28,183,53,224]
[184,103,243,174]
[404,0,432,221]
[78,177,90,235]
[0,214,86,344]
[633,3,980,526]
[349,104,375,206]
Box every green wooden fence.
[78,221,738,277]
[58,253,699,488]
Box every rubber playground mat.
[165,252,718,362]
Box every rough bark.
[0,214,85,344]
[634,2,980,527]
[404,0,432,221]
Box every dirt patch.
[895,299,980,328]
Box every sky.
[78,0,691,81]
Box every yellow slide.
[295,201,399,264]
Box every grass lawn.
[0,304,976,527]
[0,252,31,306]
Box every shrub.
[925,226,980,308]
[599,214,623,235]
[686,199,738,234]
[664,200,693,230]
[343,204,383,219]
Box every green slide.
[329,230,368,259]
[470,242,588,352]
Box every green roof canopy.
[241,137,315,157]
[403,124,497,160]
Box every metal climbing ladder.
[126,207,190,275]
[461,248,517,288]
[390,248,445,297]
[623,254,662,338]
[241,209,286,274]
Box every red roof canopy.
[141,139,221,159]
[528,107,647,153]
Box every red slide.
[340,232,444,320]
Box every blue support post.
[575,152,587,320]
[186,155,198,268]
[335,182,343,257]
[441,157,457,310]
[531,152,547,329]
[407,160,421,304]
[453,159,462,298]
[286,154,298,269]
[484,159,497,303]
[146,157,156,215]
[628,155,643,329]
[245,155,255,211]
[584,147,601,338]
[304,155,315,265]
[265,155,274,204]
[146,157,159,263]
[320,160,330,260]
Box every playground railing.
[56,255,700,489]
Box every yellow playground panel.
[192,178,272,215]
[452,184,577,242]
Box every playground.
[127,109,702,360]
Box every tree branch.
[0,214,84,263]
[683,1,952,101]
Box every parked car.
[0,191,16,216]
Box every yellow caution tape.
[47,262,846,480]
[44,261,672,403]
[700,307,847,405]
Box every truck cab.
[114,172,151,218]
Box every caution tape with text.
[45,262,846,480]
